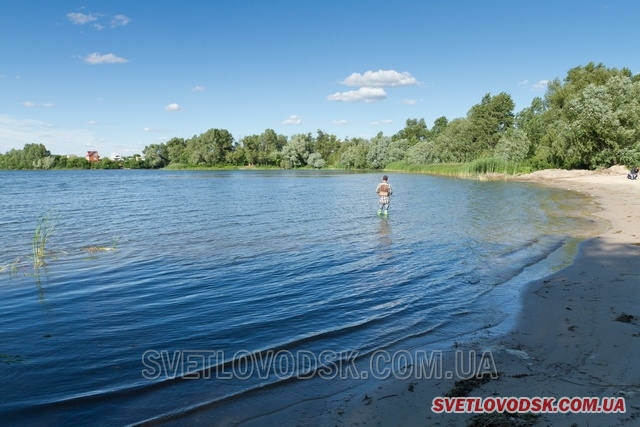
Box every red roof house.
[86,151,100,163]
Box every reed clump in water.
[31,211,55,268]
[0,259,20,278]
[84,235,125,253]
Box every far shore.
[241,165,640,426]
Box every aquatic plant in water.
[31,211,55,268]
[0,259,20,278]
[84,234,126,253]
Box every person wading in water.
[376,175,393,215]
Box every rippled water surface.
[0,170,601,425]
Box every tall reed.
[385,159,533,177]
[32,211,55,268]
[463,158,531,175]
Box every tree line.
[0,145,144,170]
[2,63,640,171]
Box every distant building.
[86,151,100,163]
[110,153,124,161]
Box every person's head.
[382,175,388,182]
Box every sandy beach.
[244,166,640,426]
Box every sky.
[1,0,640,157]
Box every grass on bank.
[385,159,534,177]
[161,157,536,176]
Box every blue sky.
[1,0,639,157]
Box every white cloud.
[83,52,128,64]
[67,12,97,25]
[403,98,417,105]
[371,119,393,125]
[283,115,303,125]
[327,87,387,103]
[341,70,419,87]
[67,11,130,30]
[111,15,131,27]
[333,119,349,125]
[532,79,549,91]
[164,103,183,112]
[0,115,99,155]
[88,120,97,125]
[192,86,205,92]
[519,79,549,91]
[23,101,55,108]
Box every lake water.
[0,170,602,425]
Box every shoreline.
[241,166,640,426]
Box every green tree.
[206,128,235,165]
[1,148,23,169]
[33,156,56,170]
[546,62,633,111]
[338,138,369,169]
[307,152,326,168]
[124,155,143,169]
[143,143,169,168]
[433,118,475,162]
[280,135,309,168]
[188,128,235,166]
[561,76,640,168]
[241,134,261,165]
[386,138,409,164]
[393,118,430,145]
[240,129,289,166]
[261,129,287,165]
[430,116,449,138]
[165,137,187,165]
[0,143,51,169]
[467,92,515,153]
[24,143,51,167]
[366,132,392,169]
[66,156,90,169]
[534,64,640,169]
[52,155,68,169]
[405,140,440,164]
[515,96,548,155]
[226,145,247,166]
[91,158,120,169]
[494,128,531,162]
[313,130,341,163]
